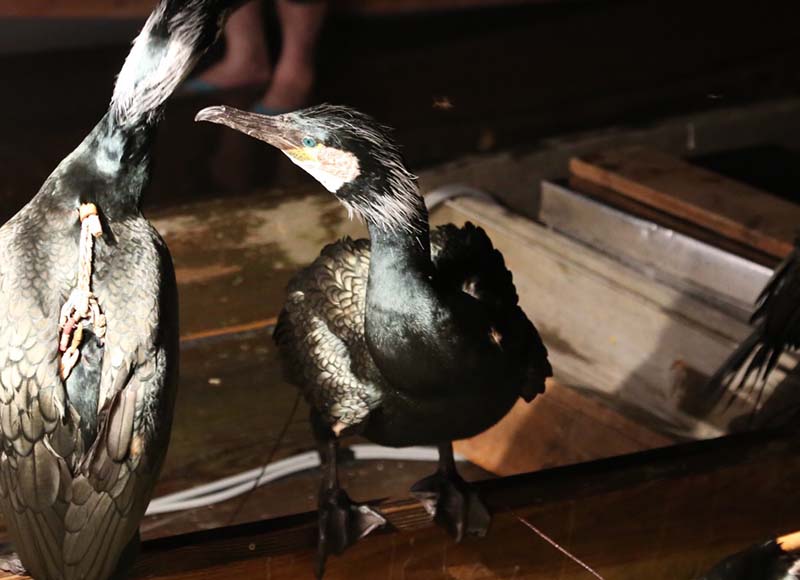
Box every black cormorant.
[0,1,241,578]
[196,104,552,576]
[708,240,800,406]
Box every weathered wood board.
[540,180,774,318]
[418,99,800,221]
[565,176,778,269]
[2,431,797,580]
[454,379,675,476]
[569,146,800,259]
[123,432,800,580]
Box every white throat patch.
[285,145,360,193]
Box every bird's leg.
[410,442,491,541]
[312,413,385,578]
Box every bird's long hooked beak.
[195,105,295,150]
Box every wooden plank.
[569,146,800,259]
[566,176,779,269]
[541,180,774,321]
[1,0,555,19]
[454,380,675,476]
[131,432,800,580]
[2,431,796,580]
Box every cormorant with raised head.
[0,1,242,578]
[707,240,800,407]
[196,104,552,576]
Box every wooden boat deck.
[127,430,800,580]
[1,3,800,576]
[1,429,795,579]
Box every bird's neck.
[367,224,431,291]
[35,0,240,219]
[364,193,433,302]
[361,184,442,368]
[364,219,444,390]
[110,0,240,127]
[40,112,156,219]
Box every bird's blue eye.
[302,137,317,148]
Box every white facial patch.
[285,144,360,193]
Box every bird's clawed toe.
[411,471,490,541]
[0,552,26,576]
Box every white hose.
[145,445,464,517]
[423,184,496,212]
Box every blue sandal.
[178,78,223,96]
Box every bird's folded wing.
[274,237,383,429]
[63,352,168,580]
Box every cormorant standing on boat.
[0,1,241,578]
[708,240,800,407]
[196,104,552,577]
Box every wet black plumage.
[196,104,552,576]
[702,540,800,580]
[0,1,240,578]
[708,240,800,406]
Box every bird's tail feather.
[111,0,239,127]
[707,329,779,409]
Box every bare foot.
[257,60,314,112]
[193,0,272,92]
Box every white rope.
[58,203,106,380]
[145,445,465,516]
[423,184,496,212]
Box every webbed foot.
[316,488,385,578]
[411,468,491,541]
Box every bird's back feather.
[430,222,552,400]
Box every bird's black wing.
[700,540,799,580]
[274,237,384,431]
[0,210,83,580]
[430,222,552,401]
[708,244,800,404]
